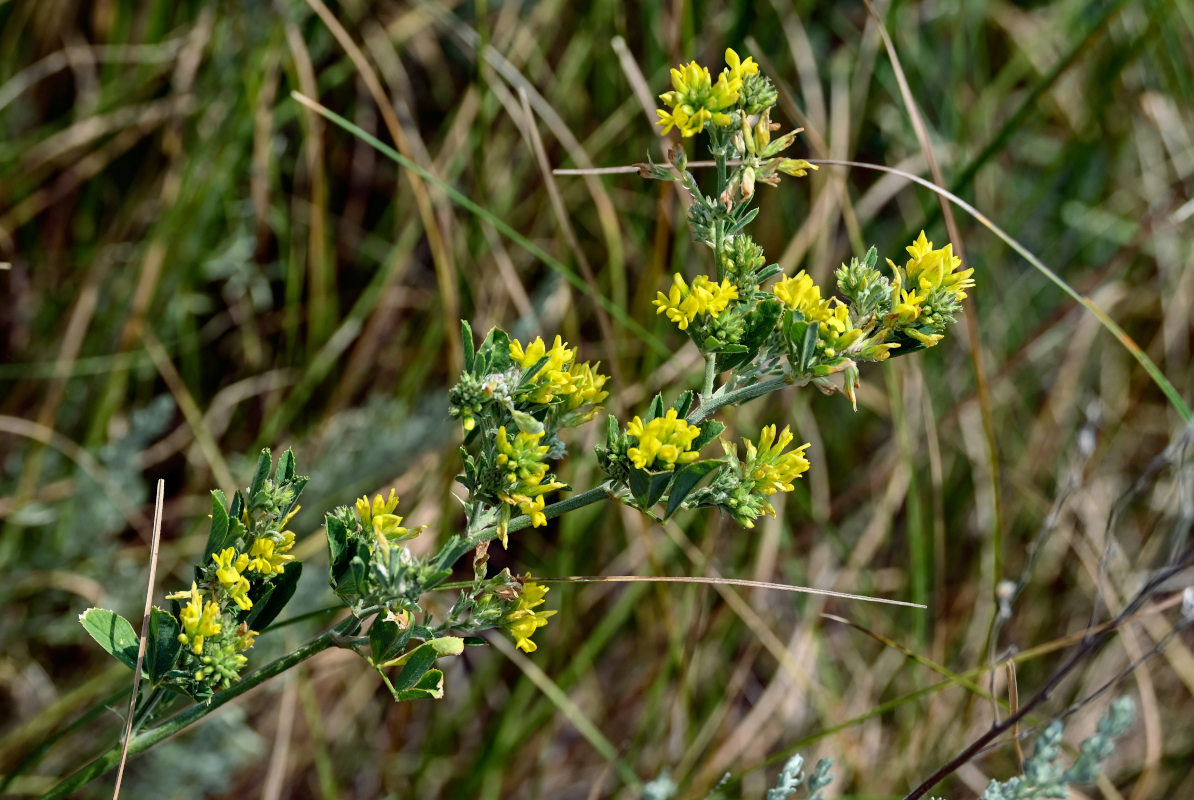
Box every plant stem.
[703,354,717,399]
[37,622,350,800]
[687,375,800,425]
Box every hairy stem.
[703,354,717,399]
[38,622,349,800]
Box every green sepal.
[396,669,445,701]
[243,562,302,630]
[691,420,725,453]
[461,320,475,374]
[664,460,724,520]
[671,390,694,417]
[146,607,182,683]
[79,608,139,672]
[629,467,674,509]
[369,619,412,664]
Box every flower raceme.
[626,408,702,471]
[772,271,831,322]
[653,273,739,331]
[501,578,557,653]
[172,582,223,656]
[355,489,420,544]
[656,49,758,137]
[495,426,565,533]
[744,425,810,498]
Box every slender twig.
[112,479,164,800]
[541,575,925,608]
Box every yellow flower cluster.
[356,489,419,545]
[772,271,831,321]
[510,336,609,409]
[886,231,974,348]
[744,425,811,496]
[657,49,758,137]
[501,578,557,653]
[174,581,223,655]
[212,547,253,611]
[626,408,702,471]
[561,361,609,422]
[653,273,739,331]
[495,426,565,532]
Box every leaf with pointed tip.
[79,608,139,672]
[629,467,674,509]
[671,390,694,417]
[396,669,445,701]
[248,449,273,500]
[461,320,475,373]
[664,461,724,519]
[146,608,182,684]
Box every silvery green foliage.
[930,698,1135,800]
[767,754,834,800]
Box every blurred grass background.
[1,0,1192,797]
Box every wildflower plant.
[62,46,991,799]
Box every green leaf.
[605,414,620,449]
[325,515,350,571]
[671,390,694,417]
[647,393,665,421]
[245,562,303,630]
[799,321,819,373]
[691,420,725,453]
[146,607,182,684]
[461,319,475,374]
[79,608,139,672]
[421,569,452,591]
[277,449,297,483]
[664,461,724,520]
[203,490,231,561]
[393,644,438,691]
[396,668,445,701]
[369,619,411,664]
[718,298,782,371]
[480,328,513,373]
[248,449,273,501]
[629,467,674,509]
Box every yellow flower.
[494,427,565,538]
[246,536,294,576]
[174,582,222,655]
[820,300,863,357]
[212,547,252,611]
[723,48,758,85]
[744,425,811,496]
[652,273,739,330]
[510,335,580,404]
[626,408,703,471]
[500,492,548,528]
[656,60,740,137]
[890,231,974,299]
[501,578,557,653]
[356,490,421,546]
[772,271,831,321]
[561,361,610,422]
[778,159,818,178]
